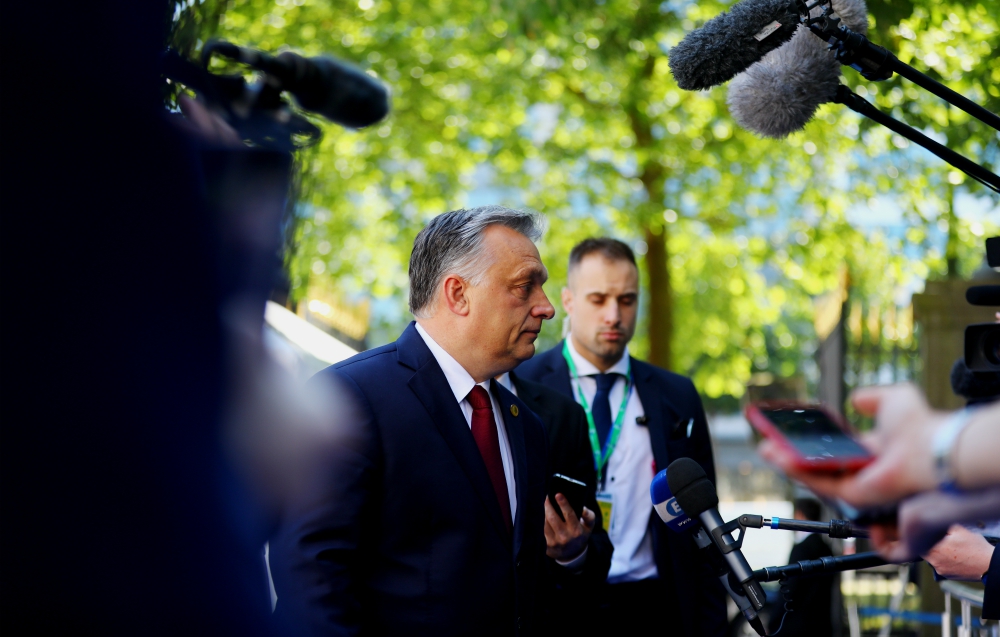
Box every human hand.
[758,383,944,509]
[175,95,242,146]
[923,525,995,581]
[544,494,595,562]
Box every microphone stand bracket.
[711,516,750,555]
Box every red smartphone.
[745,402,873,472]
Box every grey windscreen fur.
[727,0,870,138]
[668,0,800,91]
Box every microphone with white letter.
[652,467,767,636]
[666,459,768,615]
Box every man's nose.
[602,300,621,325]
[533,290,556,320]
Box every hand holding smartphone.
[746,402,873,473]
[547,473,589,521]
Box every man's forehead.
[483,225,549,279]
[569,254,638,290]
[484,226,543,264]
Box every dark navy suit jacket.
[515,342,727,637]
[985,545,1000,620]
[269,322,548,636]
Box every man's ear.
[561,286,574,315]
[441,274,471,317]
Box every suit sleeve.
[684,377,717,485]
[269,370,380,636]
[984,546,1000,620]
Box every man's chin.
[512,342,538,363]
[596,343,627,362]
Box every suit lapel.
[398,324,511,544]
[494,380,529,559]
[631,358,679,474]
[509,372,544,419]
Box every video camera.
[965,237,1000,372]
[162,40,390,151]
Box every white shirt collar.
[565,336,630,377]
[495,372,514,394]
[414,322,480,403]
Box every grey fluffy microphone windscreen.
[726,0,869,138]
[668,0,801,91]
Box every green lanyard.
[561,341,632,487]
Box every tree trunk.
[626,56,672,369]
[644,223,672,369]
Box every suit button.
[516,559,522,568]
[517,617,523,630]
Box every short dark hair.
[793,498,822,522]
[408,206,543,317]
[568,237,637,272]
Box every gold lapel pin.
[509,405,519,417]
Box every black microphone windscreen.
[276,52,390,128]
[669,0,800,91]
[966,285,1000,307]
[667,458,719,516]
[727,0,869,138]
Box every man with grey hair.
[269,206,557,636]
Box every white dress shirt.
[564,338,657,583]
[415,323,517,523]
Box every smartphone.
[548,473,589,521]
[745,402,873,472]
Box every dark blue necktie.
[592,373,618,450]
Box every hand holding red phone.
[757,383,943,508]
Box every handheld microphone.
[726,0,869,138]
[668,0,800,91]
[651,470,766,636]
[666,459,768,614]
[966,285,1000,307]
[206,41,390,129]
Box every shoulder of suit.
[631,357,696,391]
[516,344,562,377]
[331,341,398,371]
[516,375,583,414]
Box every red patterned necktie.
[467,385,512,535]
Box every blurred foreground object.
[1,2,355,633]
[263,301,359,379]
[162,40,390,151]
[758,384,1000,560]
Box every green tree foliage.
[171,0,998,409]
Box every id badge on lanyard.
[595,491,615,532]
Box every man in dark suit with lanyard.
[269,206,570,635]
[516,237,727,636]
